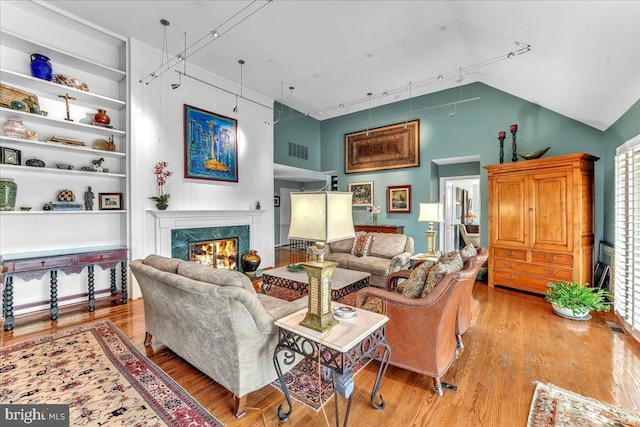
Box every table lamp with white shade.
[418,202,444,257]
[288,191,355,332]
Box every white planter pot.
[551,303,590,319]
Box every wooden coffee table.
[261,266,370,300]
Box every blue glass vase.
[30,53,52,81]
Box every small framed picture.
[1,147,21,165]
[387,185,411,213]
[274,196,280,207]
[99,193,123,210]
[348,181,374,206]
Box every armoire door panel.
[531,173,570,249]
[494,177,528,246]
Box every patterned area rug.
[269,357,371,412]
[0,321,224,426]
[528,381,640,426]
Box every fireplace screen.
[189,238,238,270]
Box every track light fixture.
[234,59,245,112]
[171,32,187,89]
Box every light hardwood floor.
[2,247,639,426]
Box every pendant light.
[233,59,244,113]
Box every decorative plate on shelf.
[286,263,305,272]
[333,306,356,318]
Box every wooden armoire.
[484,153,599,295]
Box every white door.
[442,182,456,252]
[279,188,297,245]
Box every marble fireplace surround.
[148,210,266,260]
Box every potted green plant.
[545,281,612,319]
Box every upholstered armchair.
[455,247,488,348]
[355,256,478,396]
[460,224,480,247]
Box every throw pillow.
[460,243,477,259]
[361,296,383,314]
[401,261,434,298]
[421,252,464,297]
[351,235,374,257]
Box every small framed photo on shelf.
[1,147,21,165]
[99,193,123,210]
[348,181,374,206]
[274,196,280,207]
[387,185,411,213]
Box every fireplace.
[189,237,238,269]
[171,225,250,272]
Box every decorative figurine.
[256,201,261,210]
[498,131,506,164]
[58,93,76,122]
[84,186,95,210]
[92,157,105,172]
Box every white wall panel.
[128,39,275,299]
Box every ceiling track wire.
[140,0,271,84]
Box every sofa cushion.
[347,256,393,277]
[460,243,478,259]
[401,261,434,298]
[369,234,408,258]
[329,232,364,253]
[323,252,352,268]
[351,234,374,257]
[177,261,256,294]
[143,254,183,274]
[421,252,464,297]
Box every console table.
[354,224,404,234]
[1,246,128,331]
[273,303,391,425]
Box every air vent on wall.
[288,142,308,160]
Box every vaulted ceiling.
[48,0,639,131]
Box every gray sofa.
[320,232,414,287]
[130,254,307,418]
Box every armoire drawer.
[531,252,573,267]
[492,270,551,294]
[492,247,527,261]
[495,260,573,281]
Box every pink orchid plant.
[149,161,173,204]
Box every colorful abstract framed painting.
[348,181,374,206]
[387,185,411,213]
[184,104,238,182]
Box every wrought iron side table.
[273,303,391,426]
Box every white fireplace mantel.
[148,209,266,257]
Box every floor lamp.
[288,191,355,332]
[418,203,444,257]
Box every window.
[614,134,640,332]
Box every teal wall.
[273,83,638,255]
[273,101,322,171]
[273,179,326,245]
[273,179,304,246]
[438,162,481,178]
[319,82,605,253]
[602,99,640,243]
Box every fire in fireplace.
[189,238,238,270]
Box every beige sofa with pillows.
[317,232,414,287]
[130,255,307,418]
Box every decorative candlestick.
[510,124,518,162]
[498,131,506,164]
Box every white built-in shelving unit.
[0,1,130,314]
